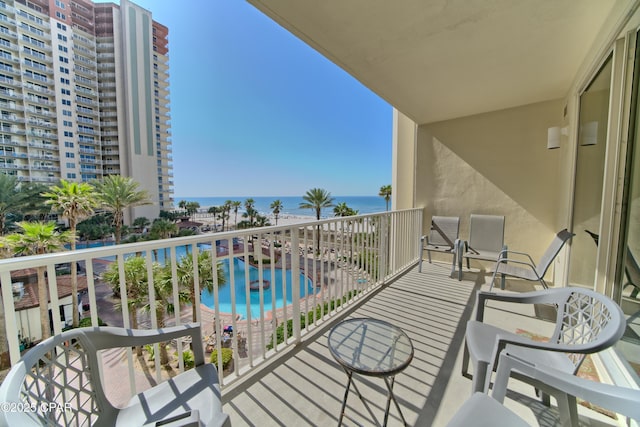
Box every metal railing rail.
[0,208,422,394]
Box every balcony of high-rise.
[0,13,16,27]
[23,81,53,95]
[72,33,95,49]
[70,1,94,21]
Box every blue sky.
[100,0,392,197]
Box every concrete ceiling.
[247,0,619,125]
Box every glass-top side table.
[328,317,414,426]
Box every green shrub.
[144,344,155,361]
[78,317,106,327]
[210,348,233,371]
[181,349,195,369]
[266,292,359,350]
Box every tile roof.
[12,275,88,311]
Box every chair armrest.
[493,258,540,275]
[488,332,608,375]
[496,250,536,265]
[474,288,571,321]
[85,323,204,365]
[493,351,640,420]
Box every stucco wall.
[414,99,567,272]
[392,109,417,211]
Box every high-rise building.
[0,0,172,218]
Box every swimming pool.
[200,258,315,320]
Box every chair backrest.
[428,216,460,248]
[535,229,574,277]
[548,287,626,372]
[469,214,505,253]
[0,328,116,426]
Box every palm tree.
[133,216,150,233]
[185,201,200,217]
[379,185,392,211]
[159,210,180,223]
[42,180,97,327]
[217,203,230,231]
[0,174,27,235]
[300,188,335,254]
[20,182,50,222]
[270,200,283,225]
[230,201,241,230]
[93,175,151,244]
[300,188,334,221]
[102,255,150,354]
[150,218,177,239]
[255,215,271,227]
[5,222,72,341]
[333,202,358,217]
[207,206,219,230]
[244,198,256,225]
[150,218,177,261]
[178,200,187,214]
[172,251,226,323]
[145,261,188,365]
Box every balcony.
[0,209,627,426]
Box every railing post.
[1,270,19,365]
[291,231,301,343]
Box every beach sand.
[196,212,319,230]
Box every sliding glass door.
[615,33,640,380]
[568,56,613,288]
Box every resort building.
[0,0,172,218]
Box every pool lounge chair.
[457,214,505,280]
[419,215,460,274]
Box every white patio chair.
[457,214,505,281]
[462,287,625,395]
[448,351,640,427]
[418,216,460,274]
[488,229,574,291]
[0,323,231,427]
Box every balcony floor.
[221,262,620,426]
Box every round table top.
[328,318,414,377]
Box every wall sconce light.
[547,126,568,149]
[580,121,598,146]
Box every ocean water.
[175,195,387,218]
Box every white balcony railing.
[0,209,422,393]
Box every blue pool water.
[200,258,314,320]
[79,241,311,319]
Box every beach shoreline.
[192,212,320,229]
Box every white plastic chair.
[488,229,574,291]
[0,323,231,427]
[448,351,640,427]
[462,287,626,395]
[419,216,459,274]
